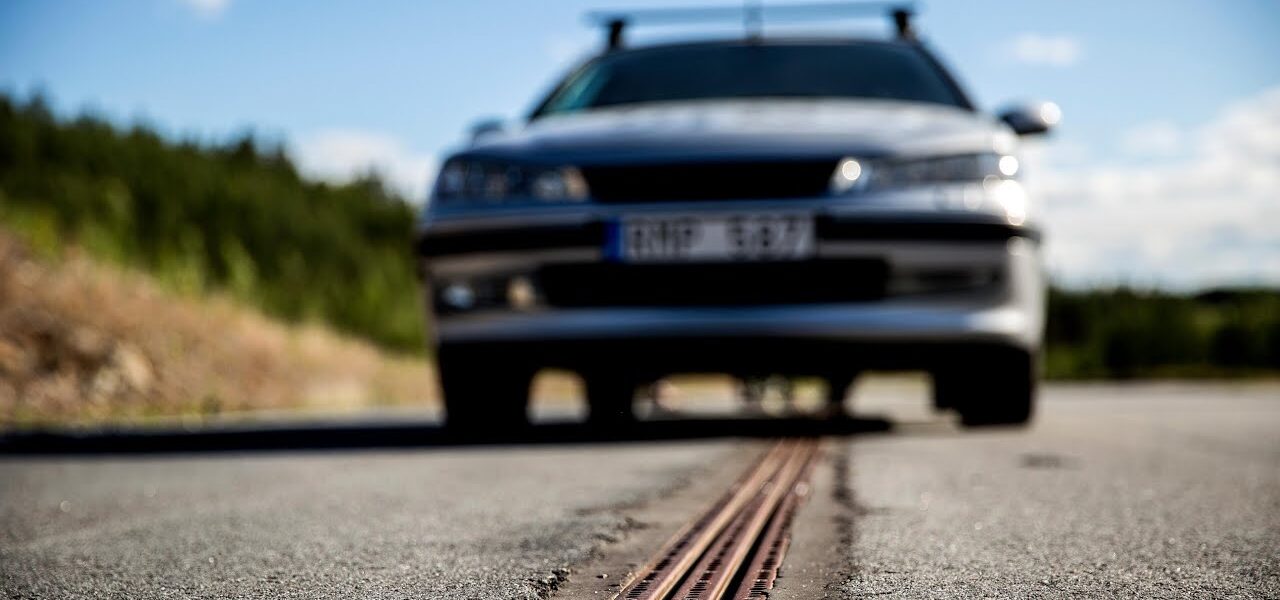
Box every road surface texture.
[2,381,1277,598]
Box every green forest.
[1,94,1277,376]
[1046,287,1278,378]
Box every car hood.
[469,99,1016,164]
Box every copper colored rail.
[616,439,820,600]
[729,452,817,599]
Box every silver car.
[416,13,1057,429]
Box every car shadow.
[0,415,900,456]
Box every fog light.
[441,283,475,310]
[507,276,536,309]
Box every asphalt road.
[2,381,1277,599]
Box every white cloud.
[290,130,436,203]
[1006,33,1082,67]
[1118,121,1185,158]
[1033,86,1280,289]
[178,0,231,19]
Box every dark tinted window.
[537,43,966,116]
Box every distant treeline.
[1046,287,1279,378]
[1,95,1277,376]
[0,94,425,351]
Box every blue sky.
[2,0,1278,288]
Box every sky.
[1,0,1278,289]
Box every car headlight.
[434,158,589,204]
[830,153,1018,194]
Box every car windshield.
[535,42,968,117]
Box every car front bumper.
[436,291,1038,344]
[417,200,1045,373]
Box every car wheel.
[437,347,531,431]
[583,372,638,426]
[937,348,1037,428]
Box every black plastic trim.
[819,217,1041,243]
[417,222,604,257]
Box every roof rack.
[586,1,917,52]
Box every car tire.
[583,372,638,426]
[936,347,1037,428]
[437,347,531,432]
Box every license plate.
[610,213,815,263]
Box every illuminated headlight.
[434,158,589,203]
[829,158,866,193]
[829,153,1017,194]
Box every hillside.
[0,228,434,427]
[0,94,425,351]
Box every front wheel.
[437,347,532,432]
[934,348,1037,428]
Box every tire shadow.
[0,415,896,455]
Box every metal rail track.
[617,438,820,600]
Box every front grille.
[537,259,887,308]
[581,161,838,203]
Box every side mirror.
[468,118,506,144]
[997,101,1062,136]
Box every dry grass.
[0,228,437,428]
